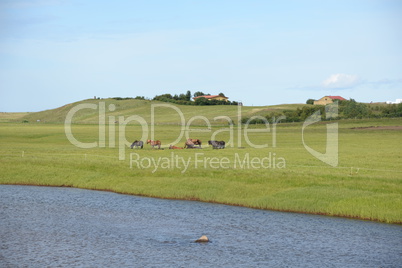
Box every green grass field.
[1,99,401,223]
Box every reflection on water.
[0,185,401,267]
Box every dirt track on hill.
[351,126,402,130]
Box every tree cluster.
[339,99,402,118]
[112,96,146,100]
[242,99,402,124]
[152,91,237,106]
[152,91,192,105]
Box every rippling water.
[0,185,401,267]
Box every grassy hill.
[1,98,401,223]
[2,99,400,124]
[0,112,29,123]
[4,99,307,124]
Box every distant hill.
[3,98,307,124]
[0,112,29,123]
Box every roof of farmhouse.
[193,95,229,99]
[326,96,346,100]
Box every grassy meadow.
[1,99,401,223]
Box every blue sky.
[1,0,401,112]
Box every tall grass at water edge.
[0,119,401,223]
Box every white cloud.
[322,74,361,89]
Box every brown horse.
[184,138,202,148]
[190,139,202,147]
[184,138,202,149]
[169,145,183,149]
[147,139,161,149]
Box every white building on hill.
[386,99,402,104]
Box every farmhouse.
[314,96,346,105]
[193,95,229,102]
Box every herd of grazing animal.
[130,138,225,150]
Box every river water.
[0,185,401,267]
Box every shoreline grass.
[1,118,401,224]
[2,182,399,224]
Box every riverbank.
[3,182,402,224]
[1,120,401,224]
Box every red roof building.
[326,96,346,101]
[314,96,346,105]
